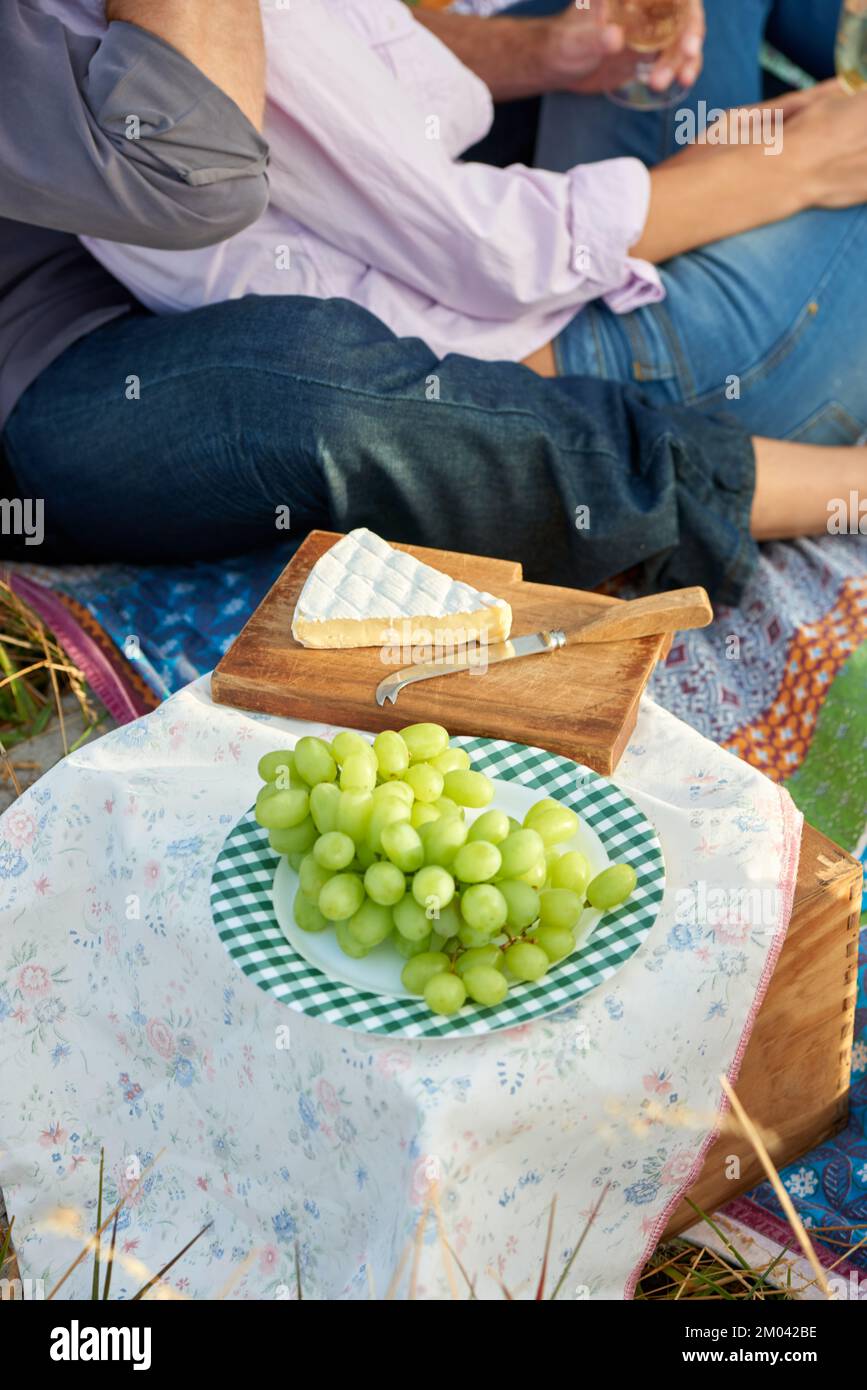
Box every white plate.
[272,776,610,999]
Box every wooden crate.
[663,822,862,1236]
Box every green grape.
[380,821,425,873]
[367,797,411,853]
[550,849,591,896]
[318,872,365,921]
[497,879,541,932]
[463,966,508,1006]
[420,815,468,867]
[293,890,329,934]
[373,729,411,779]
[458,922,495,948]
[355,843,377,870]
[453,840,502,884]
[335,920,370,959]
[530,805,580,848]
[412,865,455,913]
[340,752,378,794]
[432,796,463,821]
[401,951,450,994]
[586,863,637,911]
[331,731,374,766]
[347,898,393,948]
[411,803,440,830]
[539,888,584,931]
[497,828,545,878]
[430,747,471,776]
[299,854,332,901]
[294,736,337,787]
[309,781,341,834]
[286,851,306,873]
[364,861,406,907]
[424,972,467,1016]
[394,896,434,942]
[504,941,549,982]
[454,945,501,977]
[373,780,414,807]
[255,786,310,831]
[533,925,575,962]
[400,722,450,763]
[460,883,508,934]
[336,790,373,842]
[258,749,298,783]
[427,899,462,940]
[442,769,494,809]
[523,799,561,828]
[402,762,444,804]
[393,930,432,959]
[268,818,318,855]
[517,859,548,890]
[313,831,356,872]
[467,809,511,845]
[440,935,461,956]
[507,816,523,835]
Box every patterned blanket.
[5,528,867,1279]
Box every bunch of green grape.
[255,722,637,1018]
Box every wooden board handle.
[571,587,713,644]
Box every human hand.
[539,0,704,96]
[782,81,867,209]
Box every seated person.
[1,0,864,603]
[40,0,867,446]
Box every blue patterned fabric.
[41,544,297,701]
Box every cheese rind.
[291,530,512,649]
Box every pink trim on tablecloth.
[623,784,805,1299]
[6,572,150,725]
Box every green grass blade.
[91,1148,104,1300]
[102,1208,120,1300]
[0,640,36,724]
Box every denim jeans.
[1,294,756,602]
[532,0,867,443]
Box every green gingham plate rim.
[209,736,665,1040]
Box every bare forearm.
[631,143,804,263]
[414,11,550,101]
[752,438,867,540]
[105,1,265,129]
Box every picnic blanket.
[5,528,867,1278]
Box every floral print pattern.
[0,679,800,1299]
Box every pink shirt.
[71,0,665,362]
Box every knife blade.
[375,629,566,706]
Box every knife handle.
[572,587,713,644]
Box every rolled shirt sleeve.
[0,10,269,250]
[256,1,662,322]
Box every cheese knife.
[373,586,712,706]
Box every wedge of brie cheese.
[291,529,512,650]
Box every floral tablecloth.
[0,677,801,1299]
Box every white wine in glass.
[836,0,867,94]
[605,0,690,110]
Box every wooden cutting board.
[211,531,672,774]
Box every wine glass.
[605,0,691,111]
[836,0,867,94]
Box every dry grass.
[0,578,100,797]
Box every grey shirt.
[0,7,270,429]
